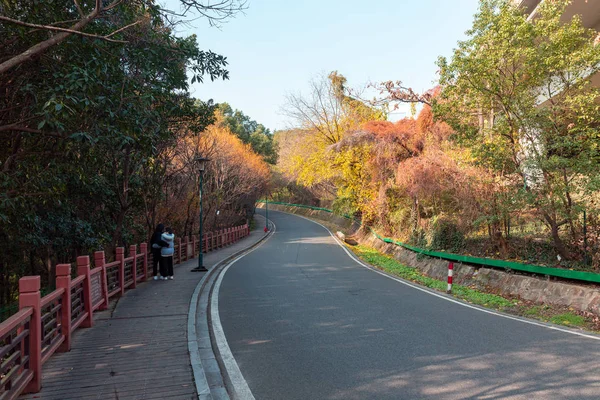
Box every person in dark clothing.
[161,227,175,280]
[150,223,168,280]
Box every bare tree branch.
[73,0,85,18]
[0,0,245,74]
[0,0,116,74]
[370,81,435,107]
[0,15,128,43]
[106,19,145,38]
[0,125,64,138]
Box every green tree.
[217,103,277,164]
[436,0,600,259]
[0,0,231,308]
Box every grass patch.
[523,306,542,317]
[548,313,586,327]
[347,243,600,332]
[349,244,515,310]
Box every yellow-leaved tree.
[278,71,385,216]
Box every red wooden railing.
[0,223,249,399]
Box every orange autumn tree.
[156,111,270,235]
[330,103,493,252]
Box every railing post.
[180,237,185,262]
[116,247,125,296]
[185,236,189,261]
[140,243,148,282]
[177,237,182,264]
[130,245,137,288]
[226,228,231,245]
[204,233,208,254]
[246,223,249,236]
[77,256,93,329]
[19,276,42,394]
[56,264,72,352]
[94,251,109,311]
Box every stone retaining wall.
[260,203,600,316]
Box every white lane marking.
[188,263,216,396]
[278,210,600,341]
[210,217,276,400]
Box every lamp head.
[194,156,210,172]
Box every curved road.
[219,210,600,399]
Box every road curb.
[188,215,274,399]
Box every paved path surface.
[20,221,265,400]
[219,210,600,400]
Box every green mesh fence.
[257,200,600,284]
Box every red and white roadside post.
[447,262,454,294]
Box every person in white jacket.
[160,228,175,280]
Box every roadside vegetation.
[272,0,600,275]
[347,243,600,332]
[0,1,274,317]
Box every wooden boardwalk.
[20,228,262,400]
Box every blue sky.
[163,0,480,131]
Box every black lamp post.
[192,156,210,272]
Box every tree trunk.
[0,260,5,309]
[111,210,126,255]
[562,168,578,241]
[46,245,56,289]
[550,222,570,261]
[543,211,570,261]
[30,251,36,275]
[491,221,509,258]
[411,197,419,231]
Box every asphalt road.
[218,210,600,399]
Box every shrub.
[409,228,427,248]
[428,216,465,252]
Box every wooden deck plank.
[19,256,207,400]
[18,225,261,400]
